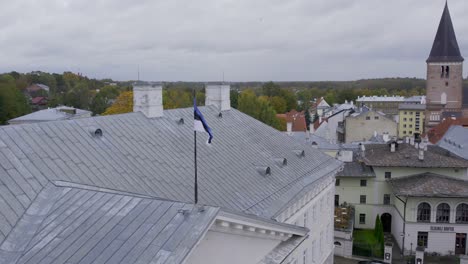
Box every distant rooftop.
[8,106,91,124]
[356,95,405,102]
[398,103,426,110]
[389,173,468,198]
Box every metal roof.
[438,125,468,160]
[0,106,341,252]
[398,103,426,110]
[0,183,219,264]
[363,143,468,168]
[389,173,468,198]
[9,106,91,123]
[426,2,464,63]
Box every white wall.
[188,230,281,264]
[282,179,336,264]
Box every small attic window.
[178,118,184,125]
[256,166,271,176]
[293,150,305,158]
[274,158,287,167]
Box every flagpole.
[194,129,198,204]
[193,88,198,205]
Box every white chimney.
[410,137,415,146]
[418,148,424,161]
[133,84,163,118]
[319,116,322,123]
[361,144,366,158]
[351,101,354,106]
[205,84,231,111]
[405,137,410,144]
[383,133,390,142]
[286,122,292,135]
[390,142,396,153]
[373,131,378,137]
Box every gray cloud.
[1,0,468,81]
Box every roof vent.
[274,158,287,167]
[293,150,305,158]
[218,112,223,118]
[178,118,184,125]
[89,127,103,137]
[256,166,271,176]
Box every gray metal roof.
[438,125,468,160]
[427,2,464,63]
[9,106,91,123]
[363,143,468,168]
[336,161,375,178]
[257,235,306,264]
[0,106,341,249]
[0,183,219,264]
[389,173,468,198]
[398,103,426,111]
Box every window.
[410,112,413,115]
[403,124,407,128]
[385,172,391,179]
[359,213,366,224]
[403,131,407,134]
[456,203,468,223]
[360,179,367,186]
[335,195,340,207]
[417,232,428,248]
[360,195,366,204]
[409,124,413,128]
[311,240,315,260]
[383,194,390,205]
[436,203,450,223]
[366,116,371,120]
[335,179,340,186]
[404,111,407,115]
[409,118,413,121]
[304,212,308,227]
[374,116,379,120]
[417,202,431,222]
[409,131,413,134]
[334,241,342,246]
[403,118,407,121]
[303,249,307,264]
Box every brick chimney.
[133,84,163,118]
[205,84,230,111]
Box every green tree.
[90,85,121,115]
[261,81,281,97]
[269,96,287,113]
[65,81,90,109]
[279,89,298,111]
[0,74,31,124]
[237,89,282,130]
[230,90,239,109]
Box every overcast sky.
[2,0,468,82]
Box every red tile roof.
[426,117,468,144]
[276,110,307,132]
[31,96,47,105]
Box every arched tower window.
[456,203,468,223]
[417,202,431,222]
[436,203,450,223]
[446,66,450,78]
[441,92,447,105]
[441,66,445,78]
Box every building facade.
[398,104,426,139]
[335,142,468,256]
[344,110,397,143]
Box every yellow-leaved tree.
[102,91,133,115]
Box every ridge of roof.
[427,2,464,63]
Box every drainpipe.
[395,194,408,257]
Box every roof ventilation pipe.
[390,142,396,153]
[418,145,425,161]
[255,166,271,176]
[293,150,305,158]
[274,158,288,168]
[88,127,103,137]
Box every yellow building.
[398,103,426,138]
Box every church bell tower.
[426,2,464,128]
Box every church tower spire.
[425,1,464,129]
[427,1,464,62]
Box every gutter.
[394,194,408,257]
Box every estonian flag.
[194,99,213,143]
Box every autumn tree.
[102,91,133,115]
